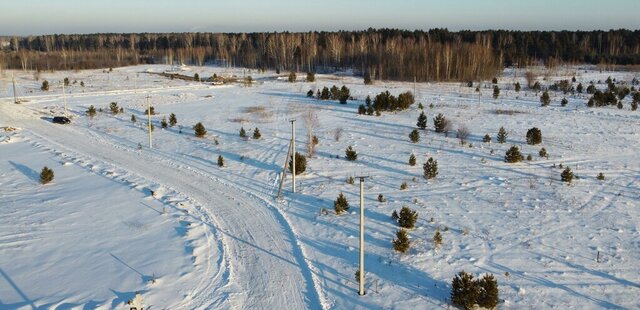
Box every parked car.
[52,116,71,124]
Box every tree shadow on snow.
[9,161,41,183]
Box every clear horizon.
[2,0,639,36]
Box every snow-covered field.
[0,65,638,309]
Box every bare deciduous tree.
[303,108,320,157]
[456,125,471,145]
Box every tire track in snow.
[3,102,323,310]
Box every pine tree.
[561,167,574,183]
[483,134,491,143]
[577,83,584,93]
[397,206,418,229]
[477,273,499,309]
[64,77,70,86]
[497,126,508,143]
[505,146,524,163]
[358,104,366,115]
[539,147,548,158]
[306,72,315,82]
[514,82,521,92]
[110,102,119,114]
[433,113,446,133]
[451,271,480,310]
[239,127,247,138]
[334,192,349,214]
[194,73,200,81]
[41,80,49,91]
[345,146,357,161]
[288,72,297,82]
[161,117,168,129]
[408,154,416,166]
[597,172,605,180]
[364,71,373,85]
[131,114,136,122]
[540,91,551,106]
[561,98,568,106]
[526,127,542,145]
[193,122,207,137]
[87,105,96,117]
[493,85,500,99]
[416,111,427,129]
[217,155,224,167]
[409,129,420,143]
[253,128,261,139]
[40,166,54,184]
[393,229,411,253]
[492,77,498,84]
[288,152,307,175]
[433,229,443,248]
[169,113,177,127]
[307,89,314,97]
[423,157,438,179]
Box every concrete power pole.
[356,176,369,295]
[290,119,296,193]
[147,95,152,148]
[62,82,68,116]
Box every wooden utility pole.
[147,95,152,148]
[356,176,369,296]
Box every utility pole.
[414,76,417,97]
[290,119,296,193]
[62,82,68,116]
[356,176,369,296]
[147,95,152,148]
[12,73,18,104]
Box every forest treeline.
[1,29,639,82]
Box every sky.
[2,0,639,35]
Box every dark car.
[52,116,71,124]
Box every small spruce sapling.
[483,134,491,143]
[397,206,418,229]
[87,105,96,117]
[561,167,574,183]
[497,126,507,143]
[408,154,417,166]
[433,229,443,248]
[345,145,357,161]
[169,113,177,127]
[416,111,427,129]
[423,157,438,179]
[217,155,224,167]
[194,122,207,137]
[393,229,411,253]
[288,152,307,175]
[505,146,524,163]
[253,128,261,139]
[409,129,420,143]
[40,166,54,184]
[334,193,349,214]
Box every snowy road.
[0,100,322,310]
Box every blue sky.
[2,0,639,35]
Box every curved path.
[0,100,322,310]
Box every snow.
[1,65,639,309]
